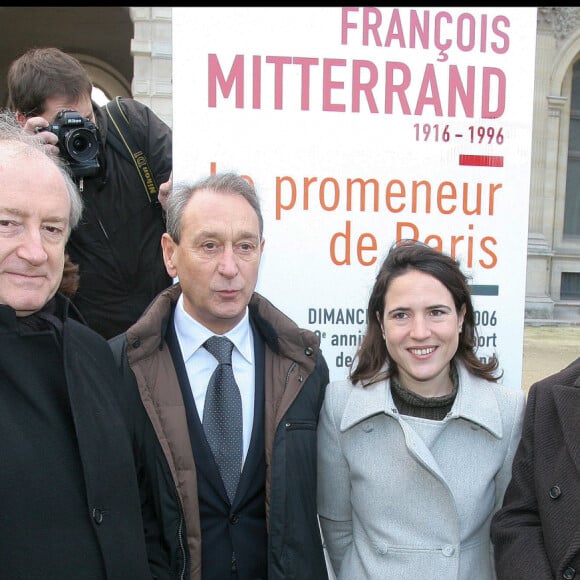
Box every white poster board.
[172,7,537,387]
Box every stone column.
[130,7,173,128]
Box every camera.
[38,110,100,178]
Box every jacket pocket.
[284,419,317,431]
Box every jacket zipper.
[177,511,186,579]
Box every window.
[564,60,580,238]
[561,272,580,299]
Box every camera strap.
[104,96,159,204]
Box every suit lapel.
[553,380,580,476]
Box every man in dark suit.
[110,172,330,579]
[491,356,580,580]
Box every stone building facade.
[528,7,580,322]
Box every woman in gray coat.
[317,240,525,580]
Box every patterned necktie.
[202,335,243,502]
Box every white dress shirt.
[173,294,255,465]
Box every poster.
[172,7,537,386]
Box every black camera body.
[39,110,100,178]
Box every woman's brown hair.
[350,239,501,386]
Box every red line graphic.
[459,154,503,167]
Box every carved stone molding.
[538,7,580,42]
[547,95,568,117]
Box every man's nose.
[16,230,49,265]
[217,246,239,277]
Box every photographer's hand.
[158,171,173,212]
[20,116,60,156]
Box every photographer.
[8,47,173,339]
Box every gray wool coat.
[317,362,525,580]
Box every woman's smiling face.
[380,268,465,396]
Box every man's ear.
[161,233,177,278]
[15,111,27,128]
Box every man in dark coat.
[0,111,153,579]
[8,47,172,339]
[491,356,580,580]
[110,172,330,579]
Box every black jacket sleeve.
[109,334,175,580]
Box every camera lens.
[64,128,99,162]
[72,134,88,152]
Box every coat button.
[131,338,141,349]
[549,485,562,499]
[229,514,239,524]
[442,545,455,557]
[92,508,104,525]
[563,567,576,579]
[375,542,388,555]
